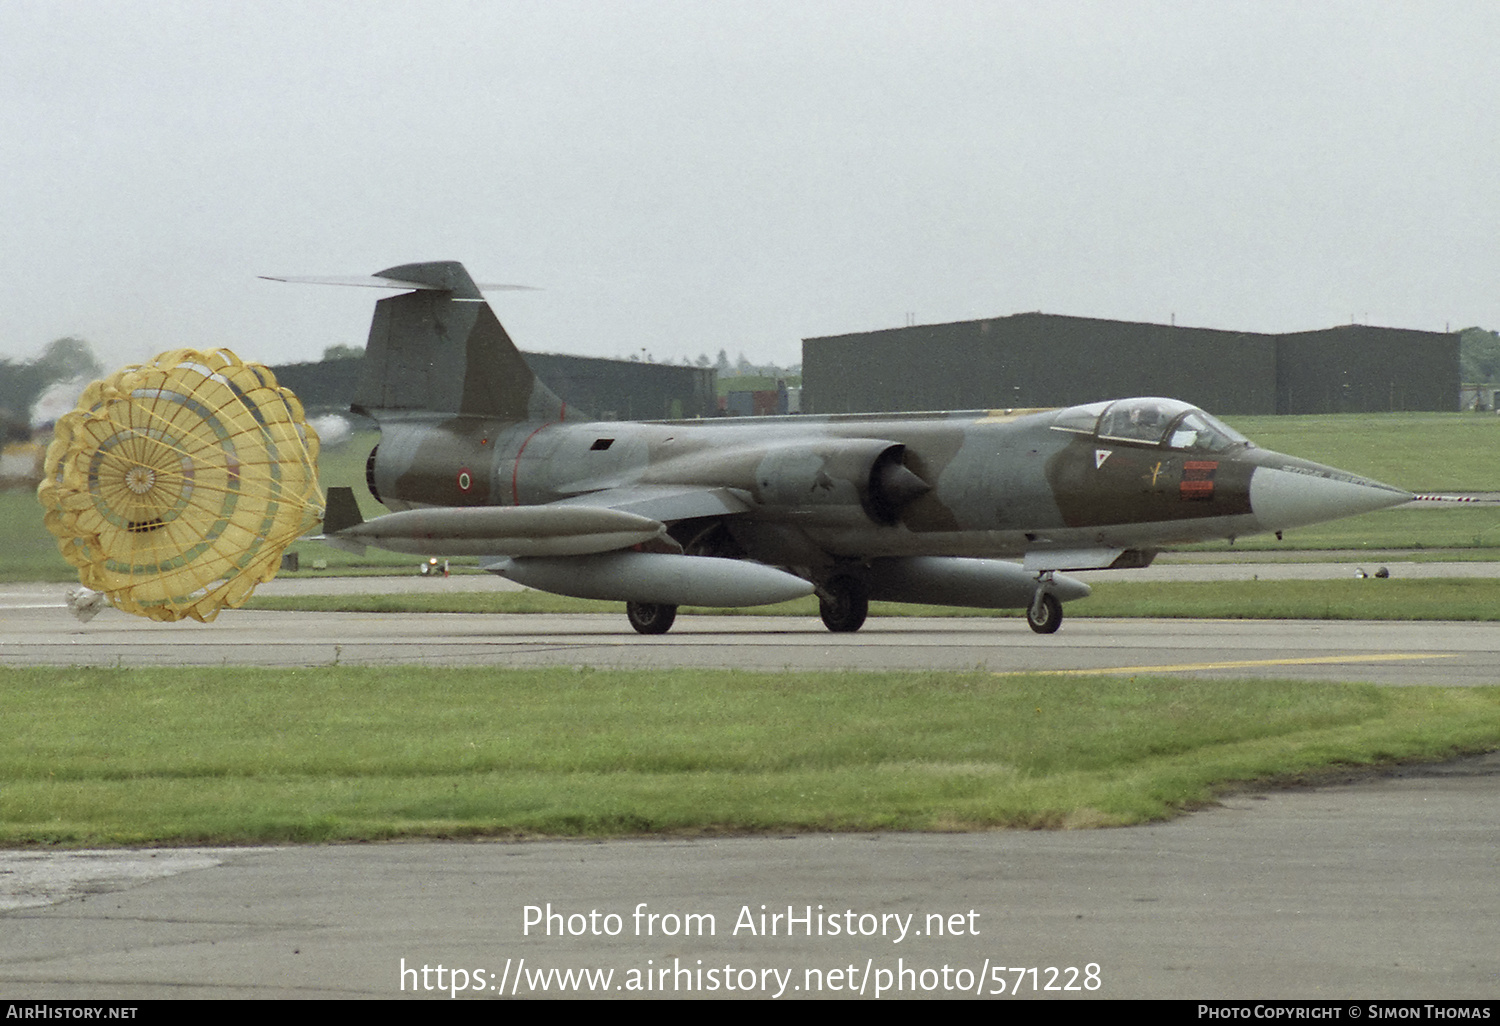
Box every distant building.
[523,353,716,421]
[271,352,717,421]
[270,357,364,416]
[1273,326,1458,415]
[802,314,1459,416]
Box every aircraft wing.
[1022,547,1155,572]
[551,484,751,523]
[320,485,749,558]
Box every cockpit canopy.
[1050,397,1249,453]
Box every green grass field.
[1223,411,1500,492]
[4,666,1497,847]
[7,413,1499,847]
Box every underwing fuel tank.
[484,552,816,607]
[867,557,1090,609]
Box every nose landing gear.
[1027,573,1063,634]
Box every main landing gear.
[818,575,869,633]
[625,601,677,635]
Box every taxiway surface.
[1,576,1496,684]
[3,575,1497,999]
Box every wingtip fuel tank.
[331,503,666,558]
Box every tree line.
[0,337,102,441]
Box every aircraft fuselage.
[365,397,1407,572]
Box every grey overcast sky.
[2,0,1496,372]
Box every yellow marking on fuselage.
[998,653,1459,676]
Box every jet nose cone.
[1250,458,1412,532]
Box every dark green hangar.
[802,314,1459,416]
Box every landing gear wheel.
[819,576,869,633]
[626,602,678,635]
[1026,592,1062,634]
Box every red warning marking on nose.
[1180,460,1218,501]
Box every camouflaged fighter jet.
[271,261,1412,636]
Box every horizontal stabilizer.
[328,504,665,558]
[261,274,536,292]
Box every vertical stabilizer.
[350,261,570,423]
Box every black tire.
[1026,592,1062,634]
[626,602,677,635]
[819,576,869,633]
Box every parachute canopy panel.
[37,349,324,622]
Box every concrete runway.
[2,576,1497,685]
[2,573,1498,999]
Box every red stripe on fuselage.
[511,423,553,505]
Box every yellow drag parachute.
[37,349,324,622]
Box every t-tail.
[266,261,570,423]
